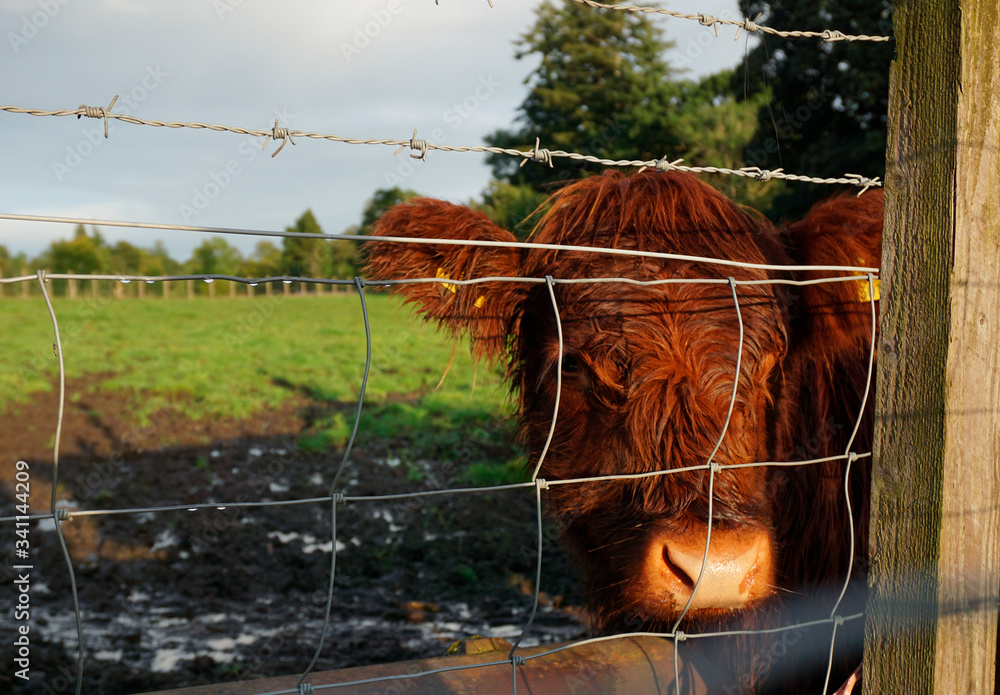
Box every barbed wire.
[568,0,892,43]
[0,102,883,192]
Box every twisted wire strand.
[568,0,892,43]
[0,103,882,191]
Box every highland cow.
[365,170,882,693]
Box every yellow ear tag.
[437,267,486,308]
[857,276,880,302]
[436,267,458,294]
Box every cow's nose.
[658,527,773,610]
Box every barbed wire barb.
[845,173,882,195]
[263,118,296,157]
[568,0,892,43]
[76,94,118,138]
[394,128,429,160]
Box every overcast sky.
[0,0,751,262]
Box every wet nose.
[657,527,773,610]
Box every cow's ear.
[784,189,884,361]
[363,198,526,364]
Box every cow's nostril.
[662,545,695,589]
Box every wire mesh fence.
[0,2,892,692]
[1,221,878,693]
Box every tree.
[141,241,182,277]
[354,187,421,236]
[109,240,146,274]
[669,70,783,211]
[325,235,360,282]
[348,188,421,280]
[484,0,679,189]
[0,244,28,297]
[240,240,283,280]
[35,225,110,275]
[186,237,243,276]
[281,210,326,283]
[734,0,894,218]
[472,181,549,241]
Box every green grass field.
[1,293,524,478]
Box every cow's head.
[364,171,882,633]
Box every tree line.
[2,0,892,296]
[0,185,525,297]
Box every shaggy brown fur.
[364,170,883,694]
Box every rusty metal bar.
[140,635,722,695]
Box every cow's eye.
[560,354,581,374]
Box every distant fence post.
[137,278,146,299]
[163,280,170,300]
[865,0,1000,692]
[21,268,29,298]
[186,279,194,299]
[90,273,97,298]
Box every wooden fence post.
[864,0,1000,692]
[186,279,194,299]
[163,280,170,300]
[21,268,29,298]
[67,270,77,299]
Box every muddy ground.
[0,380,586,694]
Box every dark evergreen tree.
[354,187,421,236]
[485,0,679,189]
[281,209,326,282]
[473,181,549,241]
[734,0,894,218]
[669,69,782,211]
